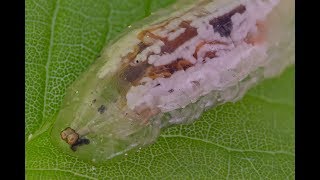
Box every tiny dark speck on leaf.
[98,105,106,114]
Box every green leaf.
[26,0,294,179]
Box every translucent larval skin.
[51,0,294,162]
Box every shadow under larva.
[51,0,294,162]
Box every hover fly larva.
[52,0,294,162]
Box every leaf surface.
[26,0,294,179]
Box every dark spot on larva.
[71,138,90,152]
[92,99,96,103]
[191,81,200,87]
[168,89,174,93]
[82,138,90,144]
[98,105,106,114]
[209,5,246,37]
[155,83,161,87]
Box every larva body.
[52,0,294,162]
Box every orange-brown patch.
[193,41,227,59]
[204,51,217,59]
[161,21,198,54]
[147,59,193,80]
[245,20,267,45]
[120,62,150,85]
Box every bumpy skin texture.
[52,0,294,162]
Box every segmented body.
[55,0,294,161]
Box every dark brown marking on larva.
[209,5,246,37]
[147,59,193,80]
[121,62,150,83]
[161,21,198,54]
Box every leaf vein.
[42,0,60,124]
[161,134,294,156]
[247,94,293,107]
[27,168,97,180]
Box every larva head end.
[60,127,79,145]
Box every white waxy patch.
[153,18,183,37]
[167,28,186,41]
[135,40,164,63]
